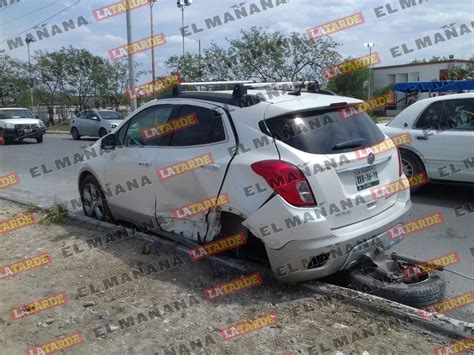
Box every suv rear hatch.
[261,106,402,230]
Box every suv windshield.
[99,111,124,120]
[262,108,385,154]
[0,109,35,119]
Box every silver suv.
[0,107,46,144]
[69,109,124,139]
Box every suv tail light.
[251,160,317,207]
[396,148,403,176]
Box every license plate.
[355,167,379,191]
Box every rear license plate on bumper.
[355,167,379,191]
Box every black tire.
[348,262,446,308]
[36,136,43,143]
[71,127,81,140]
[99,128,108,138]
[400,149,426,193]
[80,175,115,223]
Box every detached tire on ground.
[347,263,446,308]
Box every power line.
[1,0,81,43]
[2,2,59,26]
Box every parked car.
[379,93,474,189]
[69,109,124,139]
[0,107,46,143]
[75,82,420,289]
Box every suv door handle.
[416,136,429,140]
[201,164,221,170]
[138,161,152,166]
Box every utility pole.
[149,0,157,92]
[364,42,375,99]
[126,1,137,111]
[25,36,34,108]
[177,0,192,58]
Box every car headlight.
[38,121,46,128]
[5,123,14,129]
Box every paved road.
[1,134,473,322]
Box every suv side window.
[170,105,226,146]
[414,102,443,130]
[439,99,474,131]
[123,105,176,147]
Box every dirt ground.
[0,199,465,355]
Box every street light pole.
[25,36,34,108]
[126,2,137,111]
[149,0,157,89]
[364,42,375,99]
[177,0,192,58]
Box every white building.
[373,59,473,112]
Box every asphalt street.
[0,134,472,322]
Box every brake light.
[397,148,403,176]
[250,160,317,207]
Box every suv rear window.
[262,108,385,154]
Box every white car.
[379,93,474,187]
[0,107,46,143]
[77,82,412,283]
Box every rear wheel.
[400,149,426,193]
[71,127,81,140]
[80,175,115,222]
[347,256,445,308]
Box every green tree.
[0,55,29,107]
[326,67,369,100]
[165,27,341,82]
[447,63,474,80]
[32,50,68,124]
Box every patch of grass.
[48,121,70,132]
[40,202,69,225]
[26,202,41,213]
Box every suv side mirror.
[101,134,116,150]
[35,115,39,119]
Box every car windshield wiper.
[332,138,365,151]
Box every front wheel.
[80,175,115,222]
[347,257,445,308]
[36,136,43,143]
[71,127,81,140]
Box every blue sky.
[1,0,473,84]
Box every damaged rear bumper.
[242,192,411,283]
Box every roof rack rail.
[172,80,254,97]
[170,79,335,97]
[180,80,254,87]
[244,80,328,94]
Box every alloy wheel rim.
[401,158,414,177]
[82,183,103,220]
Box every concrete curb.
[303,283,474,339]
[45,131,69,135]
[1,194,473,340]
